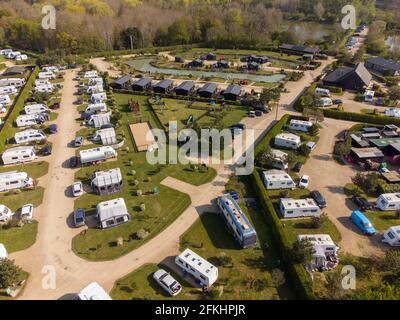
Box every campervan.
[0,86,17,95]
[0,205,13,222]
[96,198,130,229]
[14,129,46,144]
[0,95,11,105]
[376,193,400,211]
[289,119,313,132]
[175,249,219,288]
[279,198,321,218]
[2,146,36,165]
[217,193,257,248]
[0,78,25,88]
[315,88,331,97]
[262,170,296,190]
[0,171,33,192]
[84,103,107,115]
[274,133,301,150]
[24,104,49,115]
[382,226,400,247]
[79,146,117,165]
[16,114,46,127]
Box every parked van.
[350,210,376,235]
[315,88,331,97]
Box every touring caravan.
[88,77,103,86]
[42,66,59,73]
[289,119,313,132]
[315,88,331,97]
[376,193,400,211]
[382,226,400,247]
[279,198,321,218]
[0,86,17,95]
[91,168,123,196]
[86,85,104,94]
[88,112,111,128]
[24,104,49,115]
[7,51,21,59]
[0,243,7,259]
[35,84,54,93]
[15,54,28,61]
[35,79,51,86]
[92,128,116,145]
[84,103,107,115]
[38,71,56,80]
[16,114,46,128]
[0,95,11,105]
[0,205,13,222]
[0,171,33,192]
[270,149,288,170]
[14,129,46,144]
[80,146,117,165]
[0,78,25,88]
[84,71,98,78]
[2,146,36,165]
[175,249,219,288]
[217,193,257,248]
[96,198,130,229]
[274,133,301,150]
[262,170,296,190]
[0,49,13,56]
[90,92,107,104]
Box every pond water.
[386,36,400,51]
[125,58,286,83]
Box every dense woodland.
[0,0,396,56]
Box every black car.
[255,110,263,117]
[351,196,372,211]
[69,156,79,168]
[292,162,302,173]
[310,190,327,208]
[333,99,343,105]
[231,123,246,130]
[39,144,52,156]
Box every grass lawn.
[0,161,49,179]
[0,220,38,253]
[0,187,45,212]
[283,217,342,244]
[364,210,400,232]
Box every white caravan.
[319,97,333,107]
[77,282,112,300]
[364,90,375,103]
[2,146,36,165]
[315,88,331,96]
[262,170,296,190]
[0,171,33,192]
[86,85,104,94]
[90,92,107,104]
[38,71,56,80]
[270,149,289,170]
[96,198,130,229]
[24,104,49,115]
[175,249,219,288]
[0,205,13,222]
[0,243,7,259]
[88,77,103,86]
[84,71,98,78]
[15,114,46,127]
[0,86,17,95]
[382,226,400,247]
[35,79,51,86]
[14,129,46,144]
[80,146,117,165]
[376,193,400,211]
[7,51,21,59]
[279,198,321,218]
[88,112,111,128]
[35,84,54,93]
[274,133,301,150]
[289,119,313,132]
[0,49,13,56]
[15,54,28,61]
[0,95,11,105]
[84,103,107,115]
[42,66,59,73]
[0,78,25,88]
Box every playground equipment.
[129,99,141,115]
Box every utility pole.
[130,35,133,51]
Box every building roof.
[366,57,400,72]
[323,63,372,86]
[351,147,384,159]
[176,81,194,92]
[350,134,370,148]
[153,79,173,89]
[133,77,152,87]
[97,198,129,222]
[112,75,131,86]
[199,82,217,94]
[279,44,320,55]
[2,66,26,75]
[223,84,241,96]
[370,137,400,148]
[382,171,400,183]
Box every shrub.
[136,190,142,196]
[140,203,146,211]
[135,229,149,240]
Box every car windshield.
[301,178,308,183]
[75,217,84,223]
[364,222,372,228]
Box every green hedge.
[0,66,39,151]
[323,109,400,126]
[252,114,315,300]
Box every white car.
[21,204,33,220]
[153,269,182,296]
[72,181,83,197]
[299,175,310,189]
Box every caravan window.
[116,217,124,224]
[200,275,206,280]
[106,220,114,227]
[387,232,395,239]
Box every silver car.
[153,269,182,296]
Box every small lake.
[386,35,400,51]
[125,58,286,83]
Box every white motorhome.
[297,234,339,271]
[90,92,107,104]
[35,84,54,93]
[0,205,13,222]
[84,71,98,78]
[0,243,7,259]
[14,129,46,144]
[0,171,33,192]
[262,170,296,190]
[270,149,288,170]
[0,86,17,95]
[86,85,104,94]
[35,79,51,86]
[175,249,219,288]
[80,146,117,165]
[24,104,49,115]
[0,78,25,88]
[279,198,321,218]
[289,119,313,132]
[382,226,400,247]
[15,114,46,127]
[77,282,112,300]
[15,54,28,61]
[0,95,11,105]
[38,71,56,80]
[88,112,111,128]
[319,97,333,107]
[96,198,130,229]
[274,133,301,150]
[2,146,36,165]
[315,87,331,96]
[92,128,116,145]
[376,193,400,211]
[84,103,107,115]
[364,90,375,103]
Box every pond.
[125,58,286,83]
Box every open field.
[0,221,38,253]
